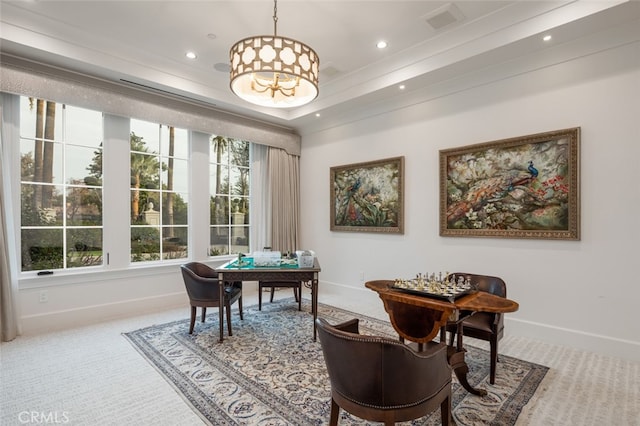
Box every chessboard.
[391,278,476,302]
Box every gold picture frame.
[330,156,404,234]
[440,128,580,240]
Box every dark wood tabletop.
[365,279,518,314]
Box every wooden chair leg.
[270,287,275,303]
[238,296,243,320]
[382,411,395,426]
[201,306,206,323]
[189,306,196,334]
[258,285,263,310]
[441,393,452,426]
[225,303,233,336]
[329,399,340,426]
[490,337,498,384]
[297,286,301,311]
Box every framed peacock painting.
[439,128,580,240]
[330,156,404,234]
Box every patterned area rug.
[124,299,548,425]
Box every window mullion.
[102,114,131,268]
[190,131,210,260]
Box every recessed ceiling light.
[186,51,197,59]
[315,113,321,117]
[399,85,406,90]
[376,40,388,49]
[543,34,552,42]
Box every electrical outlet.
[39,290,48,303]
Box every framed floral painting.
[330,157,404,234]
[440,128,580,240]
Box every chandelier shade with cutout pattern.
[229,1,319,108]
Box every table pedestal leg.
[447,321,487,396]
[447,349,487,396]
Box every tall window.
[11,92,255,274]
[210,136,250,255]
[130,119,189,262]
[19,97,104,271]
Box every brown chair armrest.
[332,318,360,334]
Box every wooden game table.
[216,257,321,343]
[365,279,519,396]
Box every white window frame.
[2,93,253,289]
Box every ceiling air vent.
[119,79,216,108]
[320,63,341,81]
[423,3,465,31]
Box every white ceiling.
[1,1,638,134]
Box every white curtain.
[267,147,300,254]
[250,145,300,255]
[250,143,271,252]
[0,93,20,341]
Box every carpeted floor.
[2,286,638,425]
[124,299,548,425]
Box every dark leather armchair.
[180,262,243,335]
[447,272,506,384]
[316,317,452,426]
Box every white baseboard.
[20,292,185,335]
[506,317,640,362]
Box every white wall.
[18,266,186,333]
[15,39,639,361]
[299,41,640,361]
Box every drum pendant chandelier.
[229,0,319,108]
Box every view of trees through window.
[19,97,104,271]
[130,119,189,262]
[16,95,252,272]
[210,136,250,255]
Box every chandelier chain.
[273,0,278,36]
